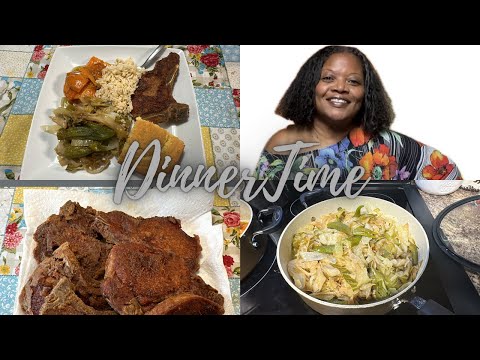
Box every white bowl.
[415,180,463,195]
[276,196,430,315]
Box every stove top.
[241,181,480,315]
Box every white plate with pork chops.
[21,45,206,180]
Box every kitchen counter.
[419,186,480,295]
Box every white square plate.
[21,45,205,180]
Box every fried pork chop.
[20,242,112,314]
[40,278,116,315]
[131,52,189,124]
[102,243,224,315]
[145,293,224,315]
[34,201,117,281]
[93,212,201,271]
[33,201,99,262]
[23,201,224,315]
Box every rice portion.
[96,57,145,114]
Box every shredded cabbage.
[288,205,420,304]
[45,97,132,173]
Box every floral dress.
[255,127,462,181]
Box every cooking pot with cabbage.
[276,196,439,315]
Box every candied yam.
[63,82,81,101]
[80,83,97,98]
[86,56,108,80]
[65,72,89,93]
[78,66,97,85]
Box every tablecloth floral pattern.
[0,45,240,315]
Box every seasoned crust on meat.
[20,242,111,314]
[33,200,99,262]
[93,212,201,271]
[102,243,223,315]
[131,52,189,124]
[146,293,224,315]
[33,201,112,283]
[40,278,116,315]
[23,201,224,315]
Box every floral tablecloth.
[0,45,240,315]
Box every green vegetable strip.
[409,243,418,265]
[312,245,335,254]
[348,235,362,246]
[352,227,375,238]
[354,205,364,217]
[327,221,351,235]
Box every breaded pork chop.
[33,200,100,262]
[145,293,224,315]
[93,213,201,271]
[25,201,225,315]
[102,243,223,315]
[34,223,111,281]
[20,242,111,314]
[131,52,189,124]
[40,278,116,315]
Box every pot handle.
[251,206,283,248]
[410,296,454,315]
[299,188,328,209]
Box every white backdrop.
[241,45,480,179]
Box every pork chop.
[131,52,189,124]
[146,293,224,315]
[93,213,201,271]
[102,243,223,315]
[24,201,225,316]
[20,242,111,314]
[40,278,116,315]
[33,200,99,262]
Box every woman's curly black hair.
[275,46,395,136]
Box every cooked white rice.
[96,57,145,114]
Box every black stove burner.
[241,181,480,315]
[290,188,334,216]
[240,234,277,298]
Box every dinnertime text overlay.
[114,140,371,204]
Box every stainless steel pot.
[276,196,430,315]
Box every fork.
[141,45,167,69]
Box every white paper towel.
[14,188,234,315]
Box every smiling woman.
[250,45,463,181]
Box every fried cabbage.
[44,97,132,173]
[288,205,420,304]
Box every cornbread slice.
[118,118,184,174]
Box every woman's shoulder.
[265,125,302,154]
